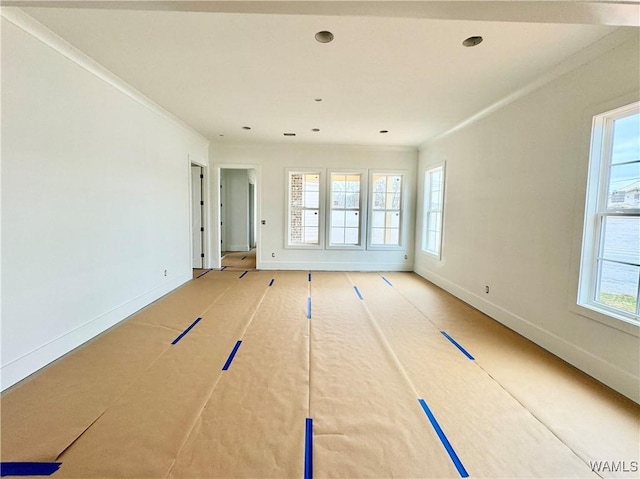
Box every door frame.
[213,163,261,269]
[188,155,211,269]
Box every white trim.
[226,244,250,252]
[0,7,208,145]
[188,156,210,269]
[213,164,262,269]
[260,260,412,272]
[414,265,640,404]
[285,168,326,250]
[422,163,446,259]
[326,169,367,250]
[1,273,190,391]
[567,90,640,338]
[578,100,640,324]
[425,28,637,147]
[569,302,639,338]
[367,170,406,251]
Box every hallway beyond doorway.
[221,249,257,271]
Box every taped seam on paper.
[171,318,202,345]
[441,331,475,360]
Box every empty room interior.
[2,2,640,478]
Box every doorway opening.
[219,167,258,270]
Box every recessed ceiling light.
[462,36,483,47]
[314,98,323,102]
[315,31,334,43]
[379,130,389,134]
[242,126,251,130]
[312,128,320,132]
[284,133,296,136]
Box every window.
[329,172,364,247]
[423,165,445,257]
[288,171,322,247]
[579,102,640,323]
[369,173,403,247]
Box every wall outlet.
[164,270,168,277]
[485,285,490,294]
[404,254,408,260]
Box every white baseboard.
[226,244,250,252]
[414,265,640,404]
[1,273,191,391]
[259,260,412,272]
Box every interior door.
[249,182,255,249]
[191,165,203,268]
[220,177,226,256]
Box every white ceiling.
[16,2,636,147]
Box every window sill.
[326,244,365,251]
[571,301,639,337]
[420,249,442,260]
[366,244,404,251]
[285,243,324,250]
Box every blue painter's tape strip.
[222,340,242,370]
[196,269,211,278]
[1,463,61,477]
[241,256,247,260]
[353,286,363,300]
[441,331,475,360]
[382,276,393,286]
[269,279,275,286]
[304,418,313,479]
[418,399,469,478]
[308,273,312,282]
[239,271,248,278]
[171,317,202,345]
[307,297,311,319]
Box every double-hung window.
[369,173,403,247]
[423,165,445,257]
[579,101,640,323]
[287,171,322,247]
[329,172,364,248]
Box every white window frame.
[422,163,445,258]
[367,170,404,250]
[578,101,640,325]
[285,169,325,249]
[326,170,367,250]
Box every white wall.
[210,143,417,271]
[414,32,640,402]
[1,13,209,390]
[223,169,250,252]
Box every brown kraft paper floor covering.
[1,271,638,478]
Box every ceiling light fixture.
[462,36,483,47]
[315,31,334,43]
[314,98,323,102]
[242,126,251,130]
[312,128,320,132]
[379,130,389,134]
